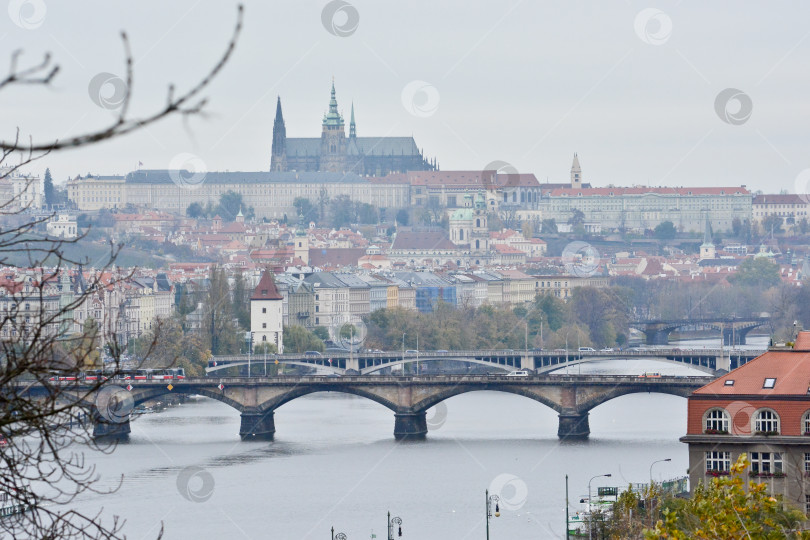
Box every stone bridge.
[36,374,714,442]
[208,348,761,377]
[629,317,770,346]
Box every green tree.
[396,208,409,226]
[312,326,330,341]
[329,195,355,228]
[729,257,782,288]
[654,221,676,240]
[186,201,204,218]
[283,325,325,353]
[73,318,101,369]
[293,197,319,224]
[568,208,585,227]
[647,454,810,539]
[357,202,378,224]
[762,214,784,234]
[43,168,54,208]
[541,218,558,234]
[216,190,254,222]
[202,265,241,355]
[253,342,278,354]
[231,270,251,329]
[535,294,566,331]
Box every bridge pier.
[722,328,748,346]
[644,330,670,346]
[239,410,275,441]
[394,412,427,440]
[93,417,131,440]
[557,412,590,440]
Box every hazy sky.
[2,1,809,194]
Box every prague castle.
[270,81,436,175]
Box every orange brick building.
[681,331,810,513]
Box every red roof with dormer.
[251,271,282,300]
[694,333,810,397]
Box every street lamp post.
[387,512,402,540]
[648,458,672,527]
[416,333,419,375]
[587,473,611,540]
[485,489,500,540]
[330,526,347,540]
[402,332,406,375]
[649,458,672,485]
[565,332,570,372]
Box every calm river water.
[70,337,768,540]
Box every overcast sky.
[2,1,809,193]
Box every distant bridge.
[29,374,715,442]
[629,317,770,345]
[208,348,763,377]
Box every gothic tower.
[571,153,582,189]
[320,80,347,172]
[471,192,489,253]
[270,97,287,171]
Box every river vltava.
[69,338,766,539]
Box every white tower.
[251,270,284,352]
[570,153,582,189]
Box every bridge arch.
[255,385,400,413]
[576,386,693,413]
[206,361,344,376]
[361,357,515,375]
[128,386,248,412]
[540,356,718,376]
[410,386,562,415]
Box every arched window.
[754,409,780,434]
[475,239,480,249]
[802,410,810,435]
[476,218,480,228]
[704,409,729,434]
[459,230,464,240]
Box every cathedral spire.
[323,79,344,128]
[349,102,356,139]
[271,96,287,171]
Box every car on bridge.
[600,347,614,352]
[304,351,322,357]
[405,350,419,355]
[578,347,596,352]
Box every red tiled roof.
[547,186,750,197]
[308,247,365,268]
[492,244,524,255]
[251,270,282,300]
[390,231,455,251]
[695,333,810,396]
[753,194,807,205]
[403,170,540,189]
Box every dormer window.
[262,289,268,295]
[763,378,776,389]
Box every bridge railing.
[107,374,716,385]
[210,348,762,364]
